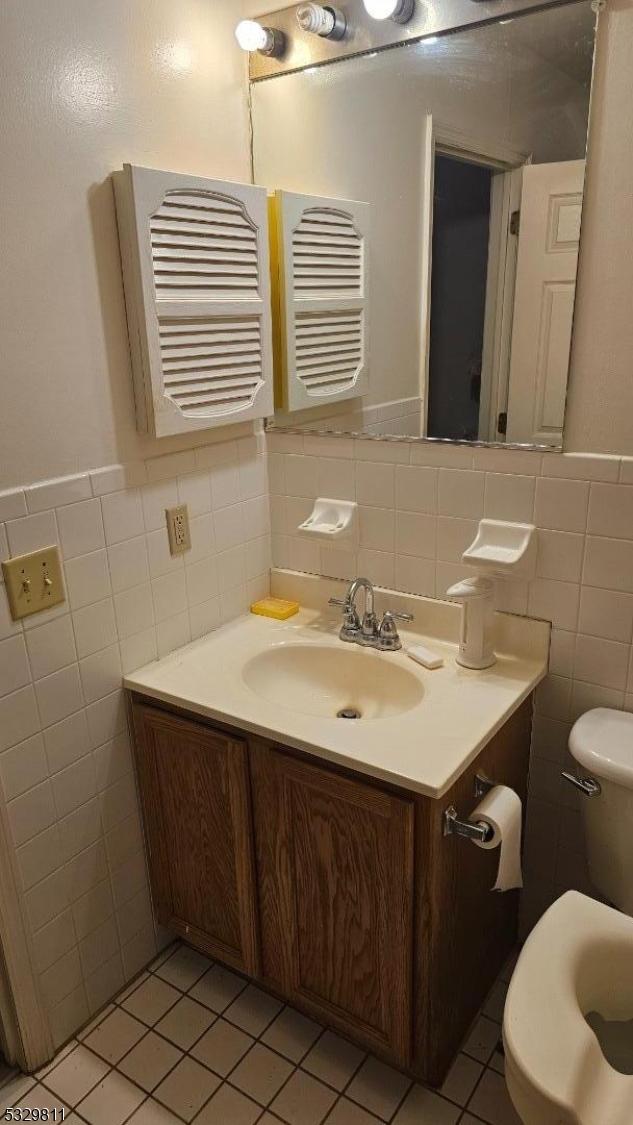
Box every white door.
[506,160,585,445]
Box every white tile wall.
[268,431,633,931]
[0,436,270,1049]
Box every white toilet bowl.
[503,891,633,1125]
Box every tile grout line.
[31,941,510,1125]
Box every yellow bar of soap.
[250,597,299,620]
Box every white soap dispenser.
[446,519,538,671]
[446,576,496,670]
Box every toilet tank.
[569,708,633,917]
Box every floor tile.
[35,1040,78,1079]
[78,1005,116,1041]
[128,1098,182,1123]
[118,1031,182,1092]
[263,1007,323,1063]
[230,1042,293,1105]
[154,945,212,992]
[346,1056,411,1121]
[154,1056,221,1122]
[84,1007,147,1063]
[43,1043,109,1106]
[7,1084,69,1113]
[392,1084,460,1125]
[189,964,247,1013]
[440,1053,483,1106]
[1,1073,37,1107]
[122,976,181,1026]
[191,1017,254,1077]
[325,1097,382,1124]
[195,1082,261,1124]
[149,943,179,971]
[119,972,150,1002]
[270,1069,337,1125]
[468,1069,522,1125]
[483,980,508,1024]
[156,995,216,1051]
[302,1030,365,1092]
[77,1070,145,1125]
[224,983,283,1036]
[490,1048,506,1075]
[462,1016,501,1065]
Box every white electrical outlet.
[166,504,191,556]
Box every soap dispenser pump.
[446,575,496,670]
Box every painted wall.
[0,0,253,489]
[565,0,633,454]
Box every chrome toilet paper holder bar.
[443,775,496,843]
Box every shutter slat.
[292,208,363,299]
[157,314,263,415]
[151,218,256,244]
[153,246,258,263]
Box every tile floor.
[1,942,521,1125]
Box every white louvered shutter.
[271,191,370,413]
[114,164,273,437]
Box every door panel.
[131,702,259,975]
[506,159,585,445]
[250,741,414,1065]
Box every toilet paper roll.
[471,785,523,892]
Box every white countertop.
[124,585,549,798]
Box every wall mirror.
[253,0,597,448]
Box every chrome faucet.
[329,577,414,652]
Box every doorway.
[426,153,493,441]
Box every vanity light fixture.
[362,0,416,24]
[296,3,347,40]
[235,19,286,57]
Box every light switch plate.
[166,504,191,556]
[2,545,66,621]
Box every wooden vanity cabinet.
[249,739,414,1066]
[130,703,259,976]
[129,693,532,1086]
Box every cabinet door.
[131,702,259,975]
[251,742,414,1065]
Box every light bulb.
[235,20,270,52]
[234,19,285,57]
[296,4,347,41]
[362,0,415,24]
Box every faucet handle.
[328,596,349,608]
[390,610,414,623]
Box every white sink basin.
[242,643,425,720]
[124,599,549,796]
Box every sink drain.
[337,707,361,720]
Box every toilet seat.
[503,891,633,1125]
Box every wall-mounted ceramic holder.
[462,520,537,579]
[297,498,358,542]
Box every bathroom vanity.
[125,579,548,1085]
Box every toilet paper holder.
[443,774,495,843]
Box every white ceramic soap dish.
[463,519,537,578]
[297,498,358,542]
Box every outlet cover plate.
[166,504,191,556]
[2,545,66,621]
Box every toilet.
[503,708,633,1125]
